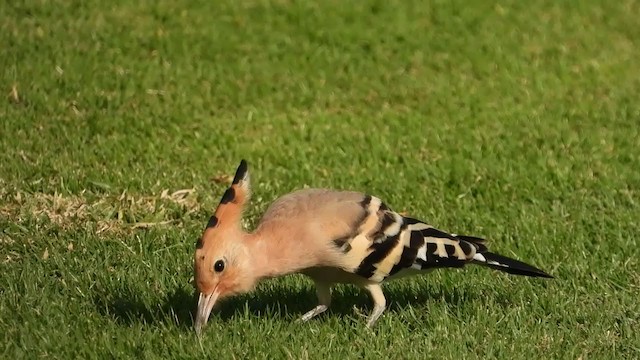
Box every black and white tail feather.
[452,234,552,278]
[471,250,553,278]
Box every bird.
[193,160,552,334]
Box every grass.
[1,0,639,358]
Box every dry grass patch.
[0,188,207,234]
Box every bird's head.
[193,160,255,334]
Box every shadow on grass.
[94,285,197,330]
[93,275,489,330]
[93,280,323,329]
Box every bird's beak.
[195,290,219,335]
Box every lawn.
[1,0,639,358]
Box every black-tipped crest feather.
[232,159,248,184]
[219,187,235,204]
[206,215,219,228]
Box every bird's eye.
[214,259,225,272]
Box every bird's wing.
[336,194,484,283]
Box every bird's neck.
[243,231,311,281]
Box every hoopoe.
[194,160,552,333]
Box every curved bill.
[195,291,219,335]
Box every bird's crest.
[198,160,250,248]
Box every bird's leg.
[364,284,386,328]
[300,281,332,322]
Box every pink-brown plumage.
[193,160,552,334]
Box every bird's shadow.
[93,275,498,330]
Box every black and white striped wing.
[340,195,485,283]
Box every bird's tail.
[454,234,553,278]
[472,251,553,278]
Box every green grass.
[2,0,639,358]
